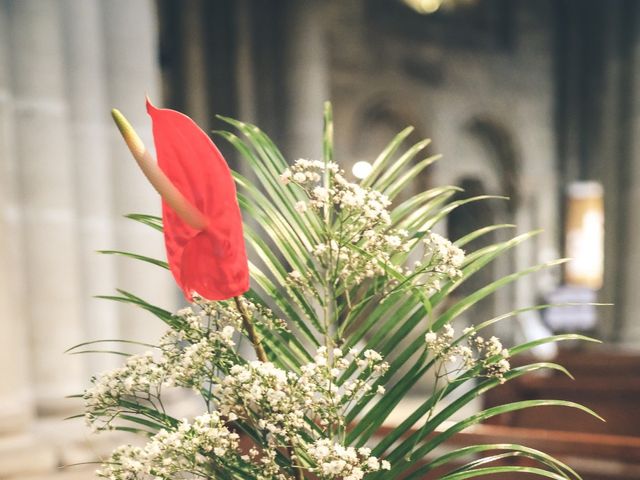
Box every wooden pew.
[464,347,640,479]
[375,422,640,479]
[483,348,640,436]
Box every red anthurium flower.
[111,100,249,301]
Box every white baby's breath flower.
[313,186,330,202]
[307,438,389,479]
[294,201,307,213]
[279,169,292,184]
[97,412,240,479]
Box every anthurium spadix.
[110,99,249,301]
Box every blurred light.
[352,161,373,179]
[565,181,604,289]
[404,0,443,14]
[403,0,478,14]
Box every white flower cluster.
[86,288,394,478]
[84,351,167,431]
[216,360,307,441]
[245,446,292,480]
[159,305,239,390]
[93,342,391,479]
[187,295,288,334]
[303,346,389,423]
[281,159,413,288]
[280,159,465,295]
[85,299,280,430]
[214,346,389,446]
[96,412,241,480]
[408,232,465,295]
[425,325,511,383]
[280,158,331,188]
[307,439,390,480]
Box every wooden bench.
[375,422,640,479]
[484,348,640,436]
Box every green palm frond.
[91,102,599,479]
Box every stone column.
[581,3,636,346]
[0,1,33,433]
[235,0,257,126]
[620,5,640,347]
[62,0,119,372]
[8,0,84,413]
[180,0,209,127]
[102,0,177,344]
[284,0,330,160]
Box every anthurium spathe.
[110,100,249,301]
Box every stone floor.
[0,418,127,480]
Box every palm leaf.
[89,107,600,480]
[413,443,580,480]
[98,250,169,269]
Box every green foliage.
[77,102,601,479]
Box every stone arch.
[349,94,432,195]
[463,115,521,212]
[351,94,428,153]
[447,176,497,318]
[448,176,497,247]
[445,115,523,334]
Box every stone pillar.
[0,1,33,433]
[284,0,329,160]
[235,0,257,126]
[62,0,119,372]
[102,0,177,344]
[579,2,640,346]
[233,0,260,186]
[8,0,84,413]
[620,5,640,347]
[180,0,209,127]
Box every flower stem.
[234,297,267,363]
[233,297,304,479]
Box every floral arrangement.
[71,100,600,479]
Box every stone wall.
[0,0,176,478]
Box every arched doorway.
[444,115,522,339]
[350,95,432,198]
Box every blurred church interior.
[0,0,639,478]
